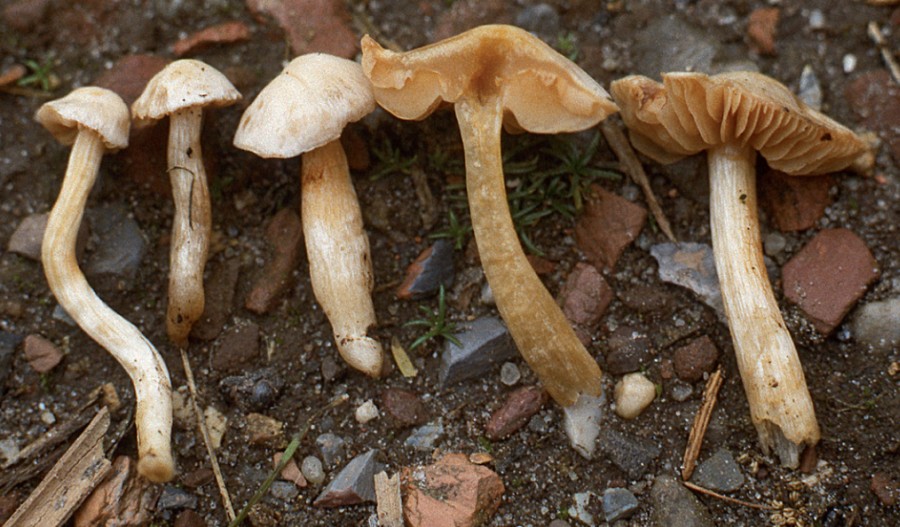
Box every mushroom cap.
[233,54,375,158]
[610,71,867,175]
[36,86,130,151]
[131,59,241,126]
[361,25,618,134]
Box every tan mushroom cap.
[233,54,375,159]
[611,71,867,175]
[132,59,241,126]
[361,25,618,134]
[36,87,130,151]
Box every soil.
[1,1,898,526]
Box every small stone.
[74,456,160,527]
[650,475,715,527]
[853,297,900,351]
[402,453,504,527]
[673,336,719,383]
[808,9,825,30]
[439,317,517,387]
[650,242,724,320]
[870,472,899,506]
[52,305,77,326]
[320,355,344,382]
[405,422,444,451]
[514,3,560,40]
[575,185,647,272]
[669,380,693,402]
[219,368,284,413]
[7,212,88,261]
[172,21,251,56]
[631,15,716,78]
[842,54,857,74]
[274,453,307,487]
[355,400,379,424]
[760,170,833,232]
[316,433,346,466]
[797,65,823,111]
[747,7,779,55]
[40,411,56,425]
[605,326,653,375]
[210,321,260,374]
[302,456,326,486]
[782,229,880,334]
[499,362,521,386]
[314,449,383,507]
[269,481,300,502]
[691,449,745,492]
[617,285,673,314]
[156,485,198,511]
[174,509,206,527]
[23,334,63,373]
[246,0,358,58]
[204,406,228,450]
[245,413,284,446]
[598,429,661,479]
[396,240,455,299]
[603,487,639,522]
[192,258,241,341]
[559,262,614,345]
[2,0,50,32]
[182,468,214,489]
[245,208,304,314]
[614,373,656,420]
[563,393,605,459]
[845,69,900,164]
[84,205,147,283]
[764,232,786,256]
[485,386,547,440]
[568,491,595,526]
[381,389,427,427]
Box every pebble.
[842,54,857,74]
[156,485,198,511]
[852,297,900,351]
[603,487,639,522]
[274,453,307,487]
[209,321,260,374]
[301,456,326,486]
[759,169,833,232]
[245,0,358,58]
[405,421,444,451]
[219,368,284,413]
[396,239,455,300]
[574,185,647,271]
[0,438,19,466]
[631,15,716,77]
[7,212,88,261]
[320,355,344,383]
[52,305,77,326]
[203,406,228,450]
[84,205,147,282]
[514,3,560,40]
[650,243,724,320]
[782,229,880,334]
[355,400,379,424]
[23,334,63,373]
[485,386,547,440]
[381,388,428,428]
[245,413,284,446]
[669,380,694,402]
[568,491,595,526]
[191,258,241,341]
[173,510,206,527]
[844,69,900,164]
[605,326,653,375]
[870,472,899,506]
[40,411,56,425]
[650,475,715,527]
[747,7,779,55]
[763,232,786,256]
[808,9,825,29]
[438,317,517,387]
[563,393,605,459]
[691,449,745,492]
[314,449,383,507]
[401,453,504,527]
[268,480,299,502]
[182,468,214,489]
[2,0,49,32]
[559,262,614,345]
[172,21,251,56]
[598,428,661,479]
[614,373,656,419]
[499,362,521,386]
[245,208,304,314]
[672,336,719,383]
[797,65,823,111]
[315,433,346,466]
[617,285,672,314]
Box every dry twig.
[682,368,724,480]
[683,480,777,511]
[868,21,900,84]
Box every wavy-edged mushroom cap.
[233,54,375,158]
[36,87,130,151]
[611,71,867,175]
[361,25,618,134]
[132,59,241,126]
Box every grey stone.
[515,3,560,40]
[650,243,724,320]
[568,491,595,526]
[632,15,716,79]
[396,239,455,300]
[598,428,661,479]
[499,362,520,386]
[603,487,639,522]
[219,368,284,413]
[52,304,77,326]
[156,485,197,510]
[563,392,605,459]
[316,433,346,467]
[268,480,300,501]
[691,449,745,492]
[651,475,715,527]
[605,326,653,375]
[852,297,900,351]
[84,205,147,281]
[764,232,786,256]
[798,65,823,111]
[301,455,325,485]
[439,316,517,386]
[0,331,23,396]
[7,212,88,261]
[313,449,383,508]
[669,380,694,402]
[404,421,444,451]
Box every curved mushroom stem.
[42,130,175,482]
[166,107,211,347]
[708,142,820,468]
[301,139,384,377]
[455,96,604,408]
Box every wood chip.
[374,471,403,527]
[682,368,724,481]
[868,21,900,84]
[391,336,418,378]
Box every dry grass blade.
[682,368,724,481]
[868,21,900,84]
[600,118,677,242]
[683,480,777,511]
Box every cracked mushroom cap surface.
[610,71,867,175]
[36,87,130,150]
[361,24,618,133]
[233,54,375,158]
[131,59,241,126]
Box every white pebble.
[614,373,656,419]
[808,9,825,30]
[301,455,325,485]
[843,54,857,74]
[500,362,521,386]
[355,399,379,424]
[40,411,56,425]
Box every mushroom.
[131,59,241,347]
[233,54,383,377]
[361,25,618,451]
[37,87,175,482]
[610,71,868,467]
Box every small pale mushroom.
[37,87,175,482]
[361,25,618,452]
[132,59,241,347]
[233,54,383,377]
[611,71,868,468]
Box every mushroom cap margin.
[36,86,130,151]
[131,59,241,126]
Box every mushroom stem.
[301,139,383,377]
[455,96,603,407]
[166,107,211,347]
[708,142,820,468]
[42,130,175,483]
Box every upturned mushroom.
[233,54,383,377]
[361,25,618,453]
[611,71,868,467]
[37,87,175,482]
[132,59,241,347]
